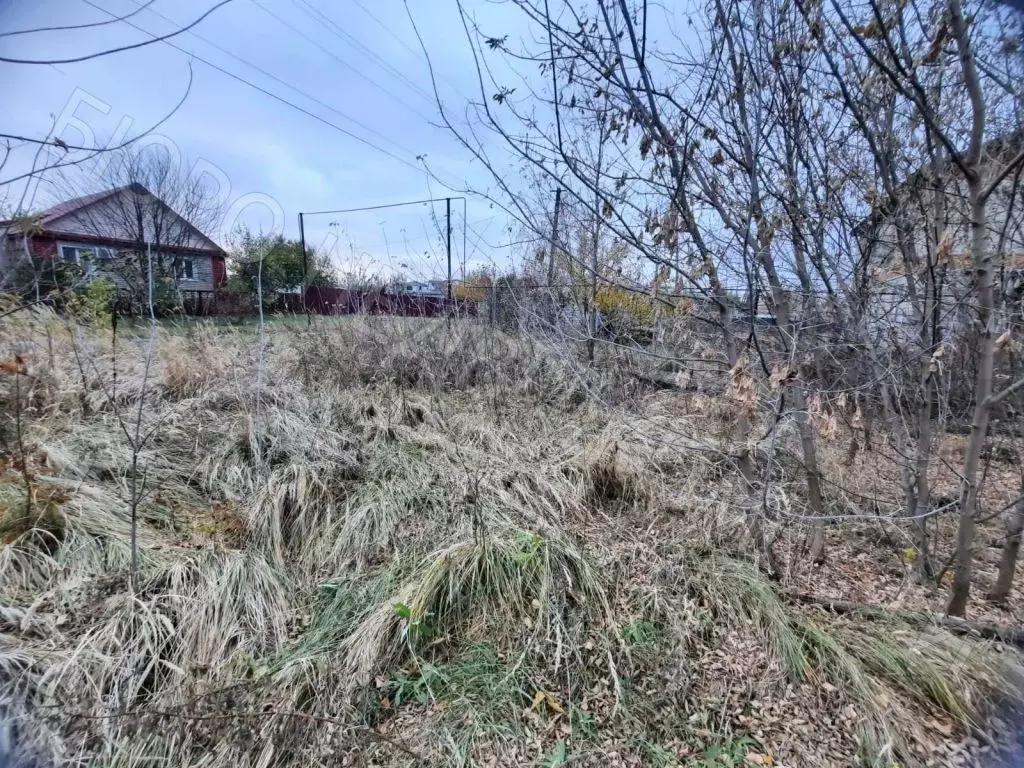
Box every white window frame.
[177,256,196,283]
[58,242,115,273]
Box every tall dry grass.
[0,311,1020,766]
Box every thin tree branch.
[0,0,158,39]
[0,0,233,65]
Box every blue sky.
[0,0,535,280]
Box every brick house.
[0,183,227,311]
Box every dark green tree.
[228,230,336,306]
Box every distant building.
[391,280,445,298]
[857,132,1024,337]
[0,183,227,307]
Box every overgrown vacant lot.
[2,312,1024,767]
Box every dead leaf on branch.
[809,394,838,440]
[727,355,757,419]
[769,363,796,391]
[0,356,27,375]
[492,87,515,104]
[937,234,952,263]
[924,23,949,64]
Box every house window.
[60,244,115,267]
[177,258,195,281]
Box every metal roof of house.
[34,186,130,226]
[2,183,225,254]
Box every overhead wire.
[347,0,433,63]
[80,0,429,176]
[250,0,437,125]
[78,0,501,252]
[119,0,419,160]
[290,0,436,105]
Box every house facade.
[859,137,1024,340]
[390,280,445,299]
[0,183,227,310]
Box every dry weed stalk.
[0,317,1020,767]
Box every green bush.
[69,276,117,327]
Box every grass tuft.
[688,553,1024,764]
[340,529,609,687]
[3,316,1022,768]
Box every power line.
[333,214,497,251]
[301,197,466,287]
[302,197,464,217]
[249,0,437,126]
[122,0,419,161]
[347,0,423,61]
[355,0,479,113]
[80,0,428,176]
[290,0,436,106]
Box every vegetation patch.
[1,317,1022,767]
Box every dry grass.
[0,311,1022,767]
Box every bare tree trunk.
[912,373,937,580]
[946,0,991,617]
[547,187,561,288]
[797,386,828,563]
[586,101,608,364]
[990,482,1024,603]
[947,206,994,616]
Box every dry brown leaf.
[851,404,865,431]
[529,690,565,717]
[0,355,27,375]
[727,355,757,419]
[809,394,838,440]
[769,364,796,391]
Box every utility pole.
[547,187,562,287]
[544,187,563,326]
[296,197,465,315]
[446,197,452,301]
[298,212,310,326]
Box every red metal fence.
[294,287,477,317]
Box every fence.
[289,287,477,318]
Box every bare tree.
[51,145,224,312]
[0,0,232,312]
[408,0,1024,611]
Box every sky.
[0,0,539,281]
